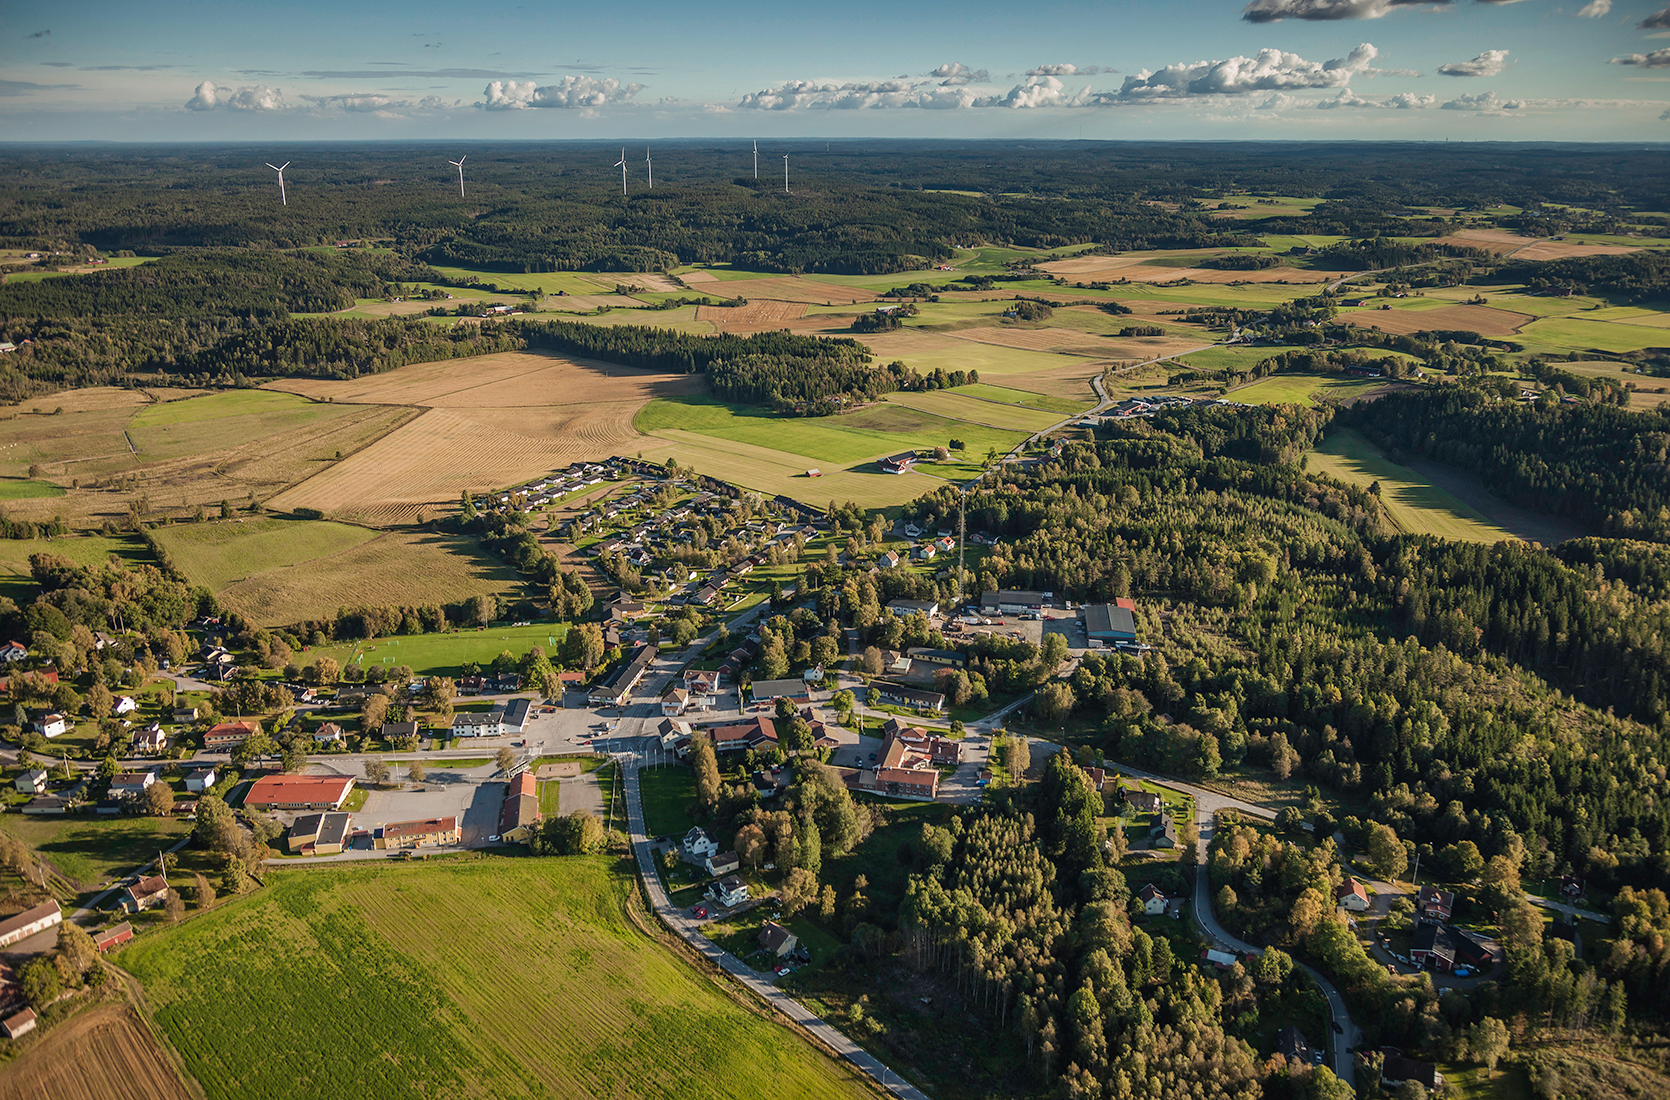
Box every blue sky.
[2,0,1668,141]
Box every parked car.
[1311,1050,1324,1065]
[775,966,792,977]
[692,905,709,919]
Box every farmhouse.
[287,812,353,855]
[879,452,918,474]
[244,774,356,811]
[498,771,541,843]
[759,921,799,957]
[11,770,45,795]
[1084,603,1139,645]
[121,874,170,913]
[93,922,133,953]
[376,816,461,850]
[203,719,260,751]
[0,900,60,948]
[184,767,218,793]
[1337,879,1370,912]
[589,644,658,707]
[979,589,1047,615]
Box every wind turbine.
[645,145,653,189]
[614,148,627,196]
[752,140,758,180]
[449,155,466,198]
[782,153,790,194]
[265,161,289,206]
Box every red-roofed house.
[203,719,261,751]
[1338,879,1370,912]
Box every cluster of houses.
[839,719,962,802]
[474,459,620,514]
[1408,886,1500,975]
[1103,394,1200,420]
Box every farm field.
[0,478,63,500]
[1559,361,1670,406]
[1228,374,1394,406]
[1176,344,1312,375]
[884,390,1063,433]
[151,516,379,593]
[0,814,189,897]
[1309,429,1520,544]
[1513,316,1670,355]
[1340,303,1534,337]
[953,383,1093,415]
[121,858,877,1100]
[0,1001,196,1100]
[304,620,572,678]
[634,431,933,509]
[0,533,152,603]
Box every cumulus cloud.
[185,80,285,111]
[1576,0,1611,16]
[981,76,1092,108]
[1315,88,1379,107]
[1641,7,1670,29]
[1385,91,1439,107]
[297,92,451,114]
[926,62,989,85]
[1441,90,1525,111]
[738,79,979,109]
[1439,49,1509,76]
[1027,63,1105,76]
[1313,88,1437,107]
[1612,49,1670,67]
[481,75,644,109]
[1115,42,1381,99]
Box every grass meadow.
[0,533,153,603]
[122,858,877,1100]
[639,767,698,840]
[1228,374,1391,407]
[151,516,380,592]
[305,621,572,677]
[1308,429,1518,543]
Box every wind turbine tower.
[645,146,653,189]
[782,153,790,194]
[265,161,289,206]
[752,140,758,179]
[614,148,628,196]
[449,155,467,198]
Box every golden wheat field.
[1342,303,1534,337]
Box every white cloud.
[1026,63,1105,77]
[1440,90,1525,111]
[1576,0,1611,16]
[737,79,981,109]
[1438,49,1509,77]
[1642,7,1670,29]
[1315,88,1379,107]
[185,80,285,112]
[481,75,644,110]
[1241,0,1440,21]
[926,62,989,86]
[1614,49,1670,68]
[1115,42,1381,99]
[981,76,1092,108]
[1385,91,1439,107]
[1313,88,1437,107]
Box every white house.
[35,713,69,739]
[709,874,750,909]
[1138,883,1168,916]
[0,641,26,663]
[12,769,46,795]
[184,766,218,793]
[1337,879,1370,912]
[313,722,346,745]
[112,696,138,716]
[661,688,690,717]
[683,827,718,860]
[109,771,156,798]
[132,726,168,754]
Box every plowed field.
[705,276,875,305]
[0,1002,195,1100]
[267,350,702,409]
[696,300,807,323]
[1342,304,1533,337]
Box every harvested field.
[886,391,1062,433]
[1510,240,1641,261]
[708,276,875,305]
[269,401,650,523]
[696,300,808,324]
[636,431,929,509]
[946,325,1104,352]
[266,350,701,409]
[1038,255,1331,284]
[1342,303,1534,337]
[544,294,647,311]
[0,1001,195,1100]
[1433,229,1535,254]
[679,270,719,283]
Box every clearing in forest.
[120,859,877,1100]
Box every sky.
[2,0,1669,142]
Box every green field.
[953,383,1092,415]
[1514,316,1670,355]
[152,517,381,592]
[306,621,572,677]
[0,477,65,500]
[1176,344,1311,375]
[0,814,188,896]
[122,858,874,1100]
[127,390,372,462]
[635,395,1026,466]
[1309,429,1518,543]
[639,767,698,839]
[884,391,1062,433]
[0,533,153,603]
[1229,373,1391,407]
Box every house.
[184,767,218,793]
[916,545,937,562]
[1411,923,1499,973]
[172,706,199,724]
[12,770,46,796]
[1152,815,1179,849]
[132,726,168,754]
[1337,879,1370,912]
[2,1008,36,1040]
[887,598,939,619]
[659,718,693,750]
[979,589,1048,615]
[1416,885,1455,921]
[1084,604,1139,645]
[705,851,741,876]
[910,647,967,668]
[709,874,750,908]
[380,720,419,743]
[118,873,169,913]
[375,816,461,850]
[497,698,532,734]
[21,796,66,816]
[93,922,133,953]
[878,550,902,570]
[1138,883,1168,915]
[287,812,352,855]
[1275,1025,1314,1065]
[1380,1051,1442,1092]
[867,681,946,715]
[759,921,799,957]
[684,669,723,694]
[112,695,138,716]
[0,641,26,663]
[1201,949,1238,970]
[203,719,260,751]
[498,771,541,843]
[243,774,355,811]
[750,679,808,705]
[1124,787,1164,814]
[1560,875,1584,899]
[589,644,658,707]
[0,901,60,949]
[683,827,719,860]
[855,725,948,801]
[879,452,918,474]
[109,771,155,799]
[33,713,68,739]
[662,688,690,717]
[702,716,777,754]
[452,712,502,738]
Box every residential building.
[1084,604,1139,645]
[906,647,965,667]
[93,922,133,953]
[375,816,461,850]
[1337,879,1370,912]
[313,722,346,746]
[705,851,741,876]
[172,706,199,724]
[703,716,777,754]
[759,921,799,957]
[1138,884,1168,915]
[21,797,66,815]
[287,812,353,855]
[0,901,60,948]
[1153,816,1179,849]
[1416,886,1455,921]
[452,712,501,738]
[33,713,68,739]
[11,770,45,795]
[0,641,26,663]
[1275,1026,1314,1065]
[1380,1051,1442,1092]
[112,696,137,716]
[750,678,808,704]
[877,550,902,569]
[1411,923,1499,973]
[887,598,940,619]
[121,874,170,913]
[867,681,946,715]
[979,589,1048,614]
[109,771,155,799]
[498,772,541,843]
[709,874,750,908]
[497,698,532,734]
[856,724,949,801]
[132,726,167,754]
[1201,949,1237,969]
[244,774,356,811]
[662,688,690,717]
[589,644,658,707]
[380,720,419,743]
[184,767,218,793]
[203,719,260,751]
[683,827,719,860]
[2,1008,36,1039]
[1124,787,1163,814]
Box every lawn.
[639,767,698,840]
[122,858,876,1100]
[305,621,571,678]
[1228,373,1390,407]
[0,477,64,500]
[0,814,189,897]
[0,533,153,603]
[1309,429,1519,543]
[151,516,380,593]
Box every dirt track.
[0,1001,196,1100]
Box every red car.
[693,905,709,919]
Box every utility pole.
[956,485,968,610]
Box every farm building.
[979,590,1048,614]
[203,719,260,751]
[287,812,353,855]
[11,770,45,795]
[244,774,356,811]
[1084,604,1139,645]
[93,922,133,953]
[0,901,61,948]
[759,921,799,957]
[879,452,918,474]
[376,816,461,850]
[498,772,541,844]
[1,1008,35,1040]
[121,874,170,913]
